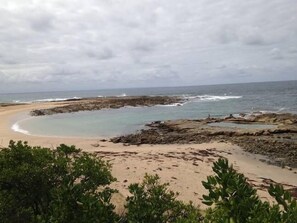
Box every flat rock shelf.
[208,122,277,130]
[111,113,297,168]
[30,96,184,116]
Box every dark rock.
[110,113,297,168]
[30,96,184,116]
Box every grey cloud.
[28,12,55,32]
[85,47,115,60]
[270,48,283,60]
[238,27,265,45]
[288,47,297,54]
[0,0,296,92]
[131,38,157,52]
[141,65,179,80]
[215,26,237,44]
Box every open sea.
[2,80,297,138]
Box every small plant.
[125,174,201,223]
[268,184,297,222]
[202,158,297,223]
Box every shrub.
[202,158,297,223]
[1,141,296,223]
[125,174,201,223]
[0,140,118,223]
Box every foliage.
[268,184,297,222]
[125,174,202,223]
[0,140,117,223]
[0,141,296,222]
[202,158,297,223]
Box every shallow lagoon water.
[10,81,297,137]
[17,102,213,137]
[15,100,277,137]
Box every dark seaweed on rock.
[111,113,297,168]
[30,96,184,116]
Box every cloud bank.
[0,0,296,92]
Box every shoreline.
[0,101,296,209]
[112,113,297,168]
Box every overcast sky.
[0,0,296,93]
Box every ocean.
[3,80,297,138]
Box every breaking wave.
[184,95,242,102]
[11,123,30,135]
[157,103,185,107]
[33,97,82,103]
[116,93,127,97]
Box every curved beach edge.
[0,102,296,209]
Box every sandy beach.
[0,102,296,211]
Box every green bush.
[202,158,297,223]
[125,174,201,223]
[0,141,296,222]
[0,140,118,223]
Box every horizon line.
[1,79,296,95]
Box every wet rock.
[111,113,297,168]
[285,166,293,171]
[30,96,184,116]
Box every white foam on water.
[33,97,81,102]
[12,100,31,104]
[184,95,242,102]
[248,107,288,116]
[116,93,127,97]
[157,103,185,107]
[11,122,30,135]
[277,107,287,112]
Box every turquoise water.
[15,104,212,137]
[7,81,297,137]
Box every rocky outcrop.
[30,96,184,116]
[0,103,25,107]
[111,113,297,168]
[251,113,297,124]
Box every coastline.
[112,113,297,168]
[0,102,296,209]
